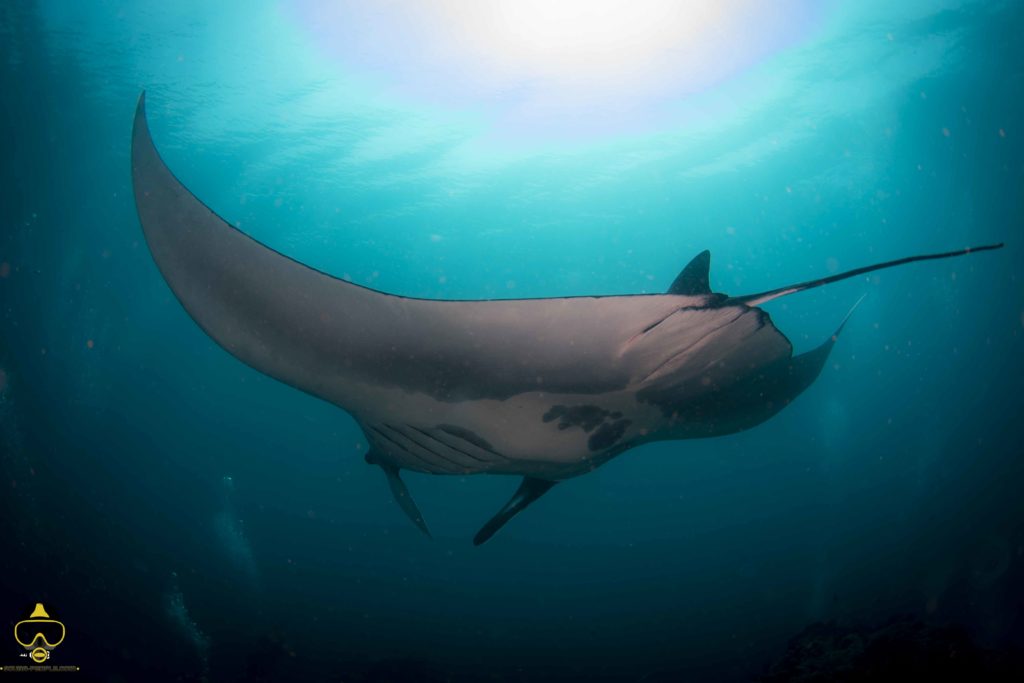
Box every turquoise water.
[1,1,1022,681]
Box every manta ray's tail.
[732,243,1003,307]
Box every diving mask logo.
[14,604,65,664]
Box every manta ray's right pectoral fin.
[369,453,431,538]
[473,477,558,546]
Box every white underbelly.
[343,381,657,478]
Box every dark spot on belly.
[542,404,609,432]
[588,419,631,451]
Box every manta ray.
[131,93,1002,544]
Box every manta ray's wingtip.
[135,91,147,120]
[132,91,151,149]
[832,293,867,340]
[783,294,866,392]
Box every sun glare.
[443,0,727,92]
[293,0,820,136]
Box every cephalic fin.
[473,476,557,546]
[374,457,431,538]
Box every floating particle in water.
[86,339,94,349]
[942,127,951,137]
[999,128,1006,138]
[0,262,9,278]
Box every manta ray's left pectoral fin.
[473,477,557,546]
[370,454,431,538]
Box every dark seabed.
[1,1,1023,681]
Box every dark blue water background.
[2,2,1022,681]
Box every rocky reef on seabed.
[760,616,1024,683]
